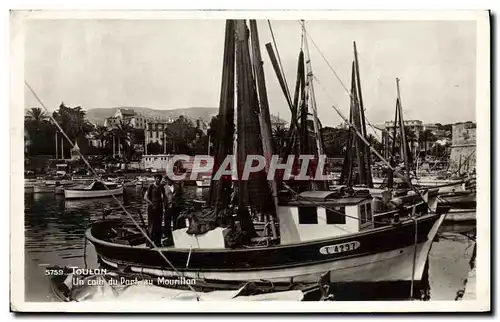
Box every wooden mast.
[235,19,273,235]
[55,132,58,159]
[396,78,410,180]
[208,20,236,209]
[249,20,278,238]
[302,22,324,157]
[351,62,367,186]
[387,99,400,189]
[353,41,373,188]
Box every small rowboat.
[64,181,123,199]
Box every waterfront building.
[104,108,147,130]
[142,154,174,171]
[144,120,170,151]
[449,122,476,172]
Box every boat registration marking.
[319,241,360,255]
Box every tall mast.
[235,19,273,235]
[353,41,373,187]
[351,62,367,185]
[396,78,410,180]
[302,22,324,157]
[55,132,58,159]
[249,20,278,238]
[208,20,236,208]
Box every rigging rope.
[354,50,415,123]
[298,21,383,143]
[328,100,441,215]
[25,81,201,301]
[267,20,292,103]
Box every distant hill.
[86,107,219,125]
[86,106,287,126]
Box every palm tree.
[113,119,133,159]
[419,129,436,156]
[25,107,47,122]
[25,107,48,131]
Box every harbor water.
[24,186,476,301]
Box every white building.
[142,154,174,171]
[104,108,147,130]
[449,122,476,172]
[144,120,172,154]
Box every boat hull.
[438,191,476,209]
[64,186,123,199]
[87,213,444,284]
[33,185,55,193]
[444,209,476,222]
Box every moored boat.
[64,181,123,199]
[443,208,476,222]
[85,19,447,292]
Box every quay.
[462,265,476,300]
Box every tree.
[25,107,48,124]
[52,102,93,156]
[321,127,349,158]
[112,119,134,165]
[367,134,384,155]
[419,129,436,156]
[24,107,57,156]
[93,125,109,148]
[272,125,289,156]
[146,142,163,155]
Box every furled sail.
[235,20,274,235]
[209,20,236,211]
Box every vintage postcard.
[10,10,490,312]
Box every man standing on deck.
[144,174,166,247]
[164,178,184,243]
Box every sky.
[24,19,477,127]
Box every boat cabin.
[172,190,375,249]
[277,191,374,244]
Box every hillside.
[86,106,287,125]
[86,107,219,125]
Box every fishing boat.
[64,181,123,199]
[87,188,445,284]
[87,20,447,288]
[438,190,476,208]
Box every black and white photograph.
[10,10,490,312]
